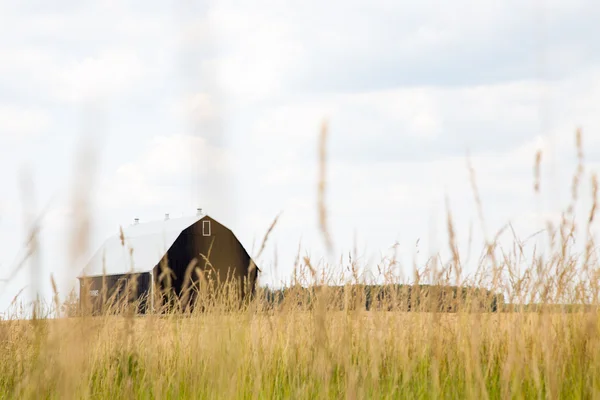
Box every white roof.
[79,214,204,278]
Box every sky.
[1,0,600,311]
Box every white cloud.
[98,134,232,209]
[204,0,600,96]
[203,4,312,104]
[0,47,155,106]
[0,106,51,140]
[169,93,219,126]
[56,51,147,103]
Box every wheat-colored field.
[1,306,600,398]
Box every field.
[2,130,600,399]
[1,308,600,399]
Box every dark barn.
[78,210,259,314]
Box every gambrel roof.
[79,214,205,278]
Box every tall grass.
[2,129,600,399]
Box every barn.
[77,209,259,314]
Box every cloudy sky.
[1,0,600,311]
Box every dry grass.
[2,130,600,399]
[1,308,600,399]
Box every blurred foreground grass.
[1,309,600,399]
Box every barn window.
[203,220,211,236]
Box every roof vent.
[134,218,140,225]
[165,213,170,221]
[196,208,203,217]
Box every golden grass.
[2,309,600,398]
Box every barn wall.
[79,272,151,315]
[154,216,257,309]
